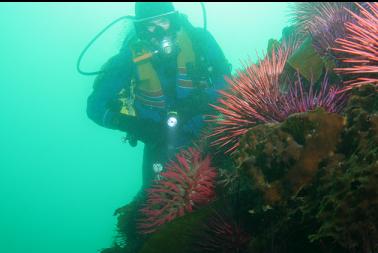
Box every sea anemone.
[333,2,378,92]
[208,46,346,154]
[137,147,217,234]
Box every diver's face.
[143,17,172,44]
[145,17,171,33]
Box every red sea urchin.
[208,46,346,154]
[208,48,288,154]
[333,2,378,92]
[137,147,217,234]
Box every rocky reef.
[101,85,377,253]
[237,85,378,253]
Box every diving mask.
[146,18,178,57]
[145,17,171,33]
[135,13,180,58]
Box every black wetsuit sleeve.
[86,50,133,129]
[86,50,164,144]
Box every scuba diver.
[86,2,231,190]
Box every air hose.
[77,2,207,76]
[76,15,134,76]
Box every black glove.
[111,113,166,144]
[175,90,215,124]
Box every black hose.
[76,15,133,76]
[200,2,207,31]
[77,3,207,76]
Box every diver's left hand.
[176,94,214,125]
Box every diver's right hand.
[112,114,165,144]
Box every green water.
[0,2,288,253]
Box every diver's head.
[134,2,180,53]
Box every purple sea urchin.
[289,2,356,57]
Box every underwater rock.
[236,85,378,253]
[236,108,344,206]
[100,194,147,253]
[305,85,378,252]
[138,206,212,253]
[139,195,255,253]
[191,208,252,253]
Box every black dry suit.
[86,17,231,188]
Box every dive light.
[167,111,178,128]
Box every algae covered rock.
[304,85,378,252]
[138,207,211,253]
[235,85,378,253]
[236,108,345,206]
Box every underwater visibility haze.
[0,3,289,253]
[1,2,377,253]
